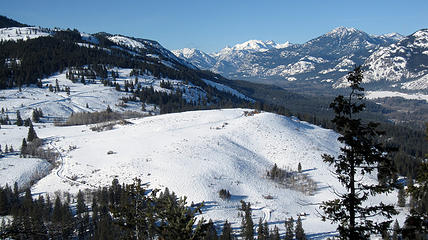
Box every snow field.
[19,109,405,238]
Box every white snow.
[0,108,398,238]
[0,68,214,124]
[366,91,428,103]
[401,75,428,90]
[0,155,50,189]
[108,35,147,50]
[281,61,315,76]
[0,27,51,42]
[80,32,99,44]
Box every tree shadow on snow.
[230,194,247,201]
[307,231,338,239]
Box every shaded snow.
[202,79,253,101]
[108,35,147,50]
[366,90,428,103]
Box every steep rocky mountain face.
[172,48,216,70]
[174,27,427,92]
[355,29,428,92]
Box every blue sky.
[2,0,427,53]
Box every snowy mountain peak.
[172,48,206,58]
[108,35,147,50]
[328,26,360,36]
[172,48,216,70]
[232,39,278,52]
[379,32,405,42]
[411,29,428,48]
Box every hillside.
[11,108,401,237]
[0,15,28,28]
[0,16,420,239]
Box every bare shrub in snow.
[266,164,317,195]
[57,110,144,126]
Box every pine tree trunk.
[350,150,356,239]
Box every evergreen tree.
[76,189,86,215]
[16,110,23,126]
[298,162,302,173]
[392,220,400,240]
[27,123,38,142]
[319,66,397,239]
[220,220,233,240]
[257,218,265,240]
[398,186,406,207]
[23,118,31,127]
[55,79,60,92]
[32,109,40,123]
[204,219,218,240]
[270,225,280,240]
[52,196,62,224]
[106,105,112,113]
[403,124,428,238]
[295,216,306,240]
[20,138,27,156]
[263,221,269,240]
[284,217,294,240]
[240,201,254,240]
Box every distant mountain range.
[173,27,428,93]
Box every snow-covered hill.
[0,109,398,237]
[0,68,222,122]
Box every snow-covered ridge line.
[0,27,51,41]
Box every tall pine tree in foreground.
[319,66,397,239]
[403,123,428,238]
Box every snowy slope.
[0,27,51,41]
[355,29,428,91]
[19,109,405,238]
[172,48,217,70]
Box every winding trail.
[48,140,96,188]
[262,207,272,223]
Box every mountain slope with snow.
[0,27,51,42]
[172,48,217,70]
[12,108,402,237]
[174,27,412,91]
[359,29,428,92]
